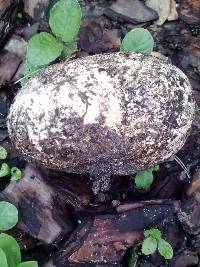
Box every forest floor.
[0,0,200,266]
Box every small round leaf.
[0,146,7,160]
[144,228,162,240]
[158,239,173,260]
[49,0,82,42]
[0,163,10,178]
[142,237,157,255]
[121,28,154,55]
[0,233,21,266]
[135,169,154,190]
[10,167,22,182]
[0,201,18,231]
[27,32,63,67]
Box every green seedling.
[0,233,38,267]
[10,167,22,182]
[142,228,173,260]
[0,163,10,177]
[135,165,159,190]
[120,28,154,55]
[0,146,7,160]
[0,146,22,181]
[22,0,82,83]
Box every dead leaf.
[145,0,178,25]
[168,0,179,21]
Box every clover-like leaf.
[135,165,159,190]
[0,146,7,160]
[158,239,173,260]
[121,28,154,55]
[142,237,157,255]
[27,32,63,67]
[0,163,10,178]
[49,0,82,43]
[10,167,22,182]
[144,228,162,240]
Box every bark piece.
[23,0,51,21]
[175,36,200,91]
[0,0,18,48]
[0,51,21,85]
[5,35,27,58]
[54,200,179,266]
[179,168,200,235]
[178,0,200,25]
[169,250,199,267]
[104,0,158,24]
[79,20,121,53]
[43,169,92,208]
[0,164,74,244]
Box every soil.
[0,0,200,267]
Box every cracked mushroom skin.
[7,52,195,192]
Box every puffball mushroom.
[7,52,195,193]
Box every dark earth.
[0,0,200,267]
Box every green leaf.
[20,61,42,85]
[135,169,154,190]
[0,163,10,177]
[49,0,82,43]
[10,167,22,182]
[0,201,18,231]
[17,261,38,267]
[0,146,7,160]
[144,228,162,240]
[135,165,159,190]
[120,28,154,55]
[0,248,8,267]
[158,239,173,260]
[142,237,157,256]
[27,32,63,67]
[62,41,77,58]
[0,233,21,267]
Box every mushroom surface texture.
[7,52,195,192]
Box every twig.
[174,155,191,179]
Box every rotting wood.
[0,50,21,86]
[42,169,92,209]
[0,0,19,48]
[0,164,74,244]
[179,168,200,235]
[53,200,180,266]
[0,162,180,264]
